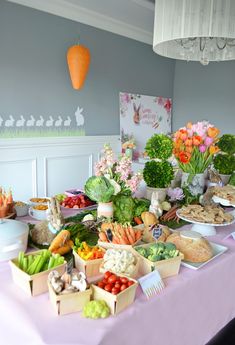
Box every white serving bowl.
[14,202,29,217]
[29,197,50,206]
[29,205,48,220]
[0,219,29,261]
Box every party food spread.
[178,204,233,224]
[166,231,213,263]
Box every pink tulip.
[204,136,214,147]
[199,144,207,153]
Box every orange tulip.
[174,131,181,139]
[209,145,220,155]
[208,127,220,138]
[186,122,193,129]
[192,135,202,146]
[185,138,193,147]
[174,138,183,149]
[179,151,191,164]
[185,145,193,153]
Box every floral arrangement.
[94,144,142,194]
[173,121,220,174]
[122,138,136,150]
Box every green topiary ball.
[214,153,235,175]
[143,160,174,188]
[217,134,235,155]
[145,134,173,160]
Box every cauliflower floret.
[103,260,116,270]
[125,264,136,275]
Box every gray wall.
[173,60,235,134]
[0,0,175,136]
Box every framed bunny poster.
[120,92,172,161]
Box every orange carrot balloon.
[67,43,90,90]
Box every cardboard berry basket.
[133,243,184,278]
[73,248,105,278]
[92,276,138,315]
[48,282,92,316]
[9,250,66,296]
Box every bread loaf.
[166,231,213,263]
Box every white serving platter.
[181,242,228,270]
[176,210,235,236]
[212,195,235,208]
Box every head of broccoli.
[164,242,176,252]
[135,247,148,258]
[147,254,161,262]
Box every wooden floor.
[206,319,235,345]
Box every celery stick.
[18,251,24,269]
[27,255,41,275]
[47,256,55,270]
[34,255,47,274]
[53,257,64,268]
[22,257,28,272]
[27,255,33,268]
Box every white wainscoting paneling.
[0,136,120,200]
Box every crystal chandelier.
[153,0,235,65]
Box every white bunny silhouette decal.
[74,106,84,126]
[64,116,71,127]
[26,115,35,127]
[5,115,15,127]
[36,116,44,127]
[0,116,3,126]
[55,116,62,127]
[16,115,25,127]
[46,116,54,127]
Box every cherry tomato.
[97,281,105,289]
[102,278,108,285]
[127,281,135,287]
[104,284,112,292]
[120,284,127,291]
[120,277,128,284]
[114,282,121,289]
[111,287,120,295]
[108,274,118,284]
[104,271,112,279]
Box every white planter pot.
[97,202,113,218]
[146,186,166,202]
[219,174,231,185]
[181,172,206,196]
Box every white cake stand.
[176,210,235,236]
[212,195,235,208]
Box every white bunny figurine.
[149,191,163,218]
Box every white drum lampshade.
[153,0,235,65]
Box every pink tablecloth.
[1,224,235,345]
